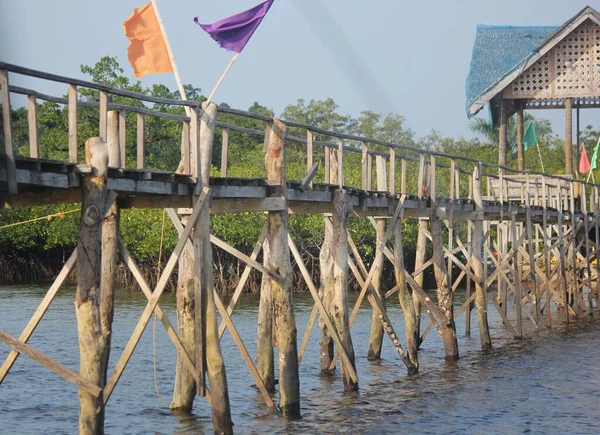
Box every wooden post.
[516,104,524,171]
[499,98,508,168]
[431,159,459,361]
[221,128,229,177]
[99,91,108,141]
[0,69,17,194]
[28,95,39,158]
[565,98,573,176]
[306,131,314,189]
[257,237,275,391]
[76,136,108,434]
[319,219,335,372]
[361,142,369,191]
[413,155,429,346]
[367,158,387,360]
[170,214,198,412]
[472,164,492,349]
[198,102,232,433]
[393,210,419,369]
[389,148,396,194]
[136,114,145,169]
[118,111,126,167]
[331,190,358,390]
[100,115,120,384]
[511,212,523,338]
[265,118,300,416]
[68,85,78,163]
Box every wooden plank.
[0,250,77,383]
[103,188,209,403]
[27,94,39,158]
[361,142,368,191]
[211,197,285,214]
[337,139,344,188]
[389,148,395,194]
[324,144,331,184]
[400,159,407,193]
[0,69,17,194]
[136,113,145,169]
[376,155,387,191]
[220,128,229,177]
[0,330,102,398]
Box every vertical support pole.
[511,212,523,338]
[171,108,200,412]
[198,102,232,432]
[265,118,300,417]
[499,98,508,168]
[361,142,368,191]
[337,138,344,188]
[389,148,396,194]
[556,188,569,325]
[516,103,524,171]
[542,176,552,327]
[118,111,126,168]
[0,69,17,194]
[367,155,388,361]
[431,158,459,361]
[68,84,78,163]
[101,115,120,384]
[181,121,190,175]
[525,193,540,326]
[324,145,331,184]
[320,137,339,371]
[99,91,108,141]
[401,159,407,194]
[306,131,313,189]
[136,114,145,170]
[221,128,229,177]
[76,136,108,434]
[413,153,429,346]
[594,186,600,310]
[565,98,573,176]
[332,189,358,390]
[472,164,492,349]
[393,207,419,369]
[28,95,39,158]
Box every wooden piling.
[265,118,300,417]
[330,189,358,390]
[100,113,120,382]
[256,238,275,391]
[471,165,492,349]
[393,215,419,369]
[319,214,335,372]
[199,103,232,433]
[76,137,108,434]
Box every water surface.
[1,285,599,434]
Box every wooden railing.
[1,60,599,215]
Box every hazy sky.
[1,0,598,141]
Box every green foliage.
[3,55,594,287]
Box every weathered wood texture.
[265,118,300,417]
[76,137,108,434]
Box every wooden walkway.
[1,61,600,433]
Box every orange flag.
[124,3,173,78]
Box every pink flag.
[580,144,591,174]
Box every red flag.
[580,144,591,174]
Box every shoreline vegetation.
[1,56,597,292]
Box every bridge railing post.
[27,93,39,159]
[0,69,17,194]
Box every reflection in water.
[1,285,600,434]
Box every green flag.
[523,122,537,151]
[591,140,600,170]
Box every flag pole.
[205,53,241,105]
[536,142,545,172]
[150,0,189,112]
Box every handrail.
[1,61,598,192]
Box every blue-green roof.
[465,25,558,118]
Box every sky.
[1,0,599,142]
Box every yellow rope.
[0,209,80,230]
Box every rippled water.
[2,285,600,434]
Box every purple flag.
[194,0,274,53]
